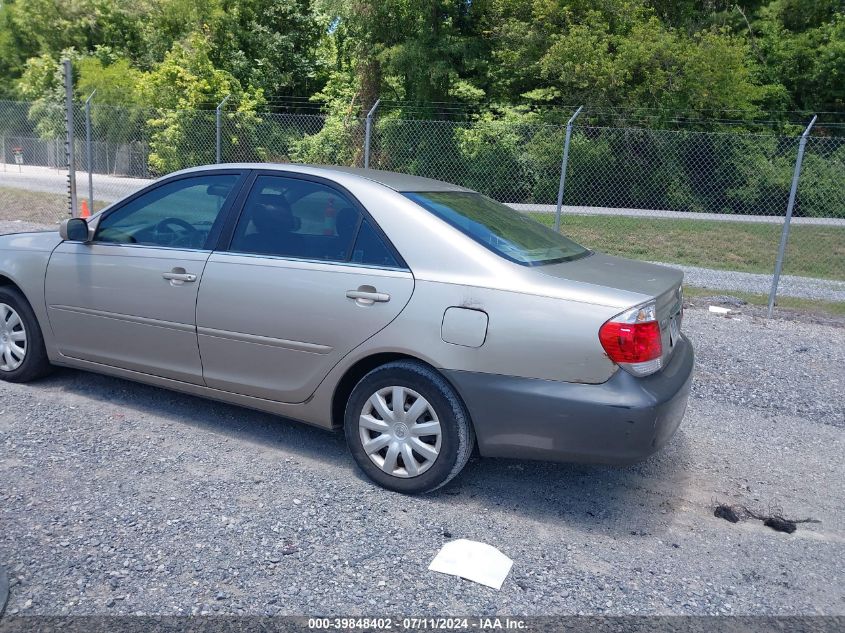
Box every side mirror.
[60,218,90,242]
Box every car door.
[195,172,415,403]
[45,171,246,383]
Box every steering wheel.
[153,217,201,247]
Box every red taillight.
[599,320,662,363]
[599,302,664,376]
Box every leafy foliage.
[137,33,266,173]
[1,0,840,117]
[0,0,841,196]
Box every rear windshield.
[403,191,590,266]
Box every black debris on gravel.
[713,501,820,534]
[764,517,797,534]
[714,504,741,523]
[745,506,820,534]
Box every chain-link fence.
[371,115,844,297]
[783,134,845,283]
[371,117,570,205]
[0,100,71,227]
[1,97,842,306]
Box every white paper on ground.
[428,539,513,590]
[708,305,731,315]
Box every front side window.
[95,174,239,249]
[230,175,399,267]
[404,191,590,266]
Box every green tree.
[320,0,489,112]
[137,33,266,173]
[208,0,327,97]
[135,0,225,68]
[76,54,144,106]
[76,55,148,165]
[16,50,82,139]
[615,20,766,115]
[753,0,844,111]
[489,1,773,121]
[0,2,37,97]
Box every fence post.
[216,95,230,164]
[63,59,78,217]
[1,134,5,172]
[767,115,817,318]
[85,90,96,213]
[554,106,583,232]
[364,98,381,169]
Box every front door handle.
[162,269,197,283]
[346,287,390,305]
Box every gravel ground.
[0,306,843,617]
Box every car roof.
[171,163,476,193]
[317,166,475,192]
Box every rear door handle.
[346,289,390,304]
[162,270,197,283]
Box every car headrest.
[335,207,359,240]
[248,194,297,233]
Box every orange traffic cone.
[80,199,90,218]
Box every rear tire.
[0,286,52,383]
[344,360,474,494]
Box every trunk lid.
[539,252,685,366]
[539,252,683,299]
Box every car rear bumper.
[443,335,693,465]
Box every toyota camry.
[0,165,693,493]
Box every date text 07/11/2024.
[307,617,528,631]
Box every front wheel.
[0,286,52,383]
[344,360,475,494]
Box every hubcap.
[0,303,26,372]
[359,386,442,478]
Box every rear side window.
[404,191,589,266]
[351,219,400,268]
[230,176,361,262]
[229,175,403,268]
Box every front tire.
[344,360,475,494]
[0,286,52,383]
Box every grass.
[531,213,845,281]
[0,186,107,225]
[683,286,845,318]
